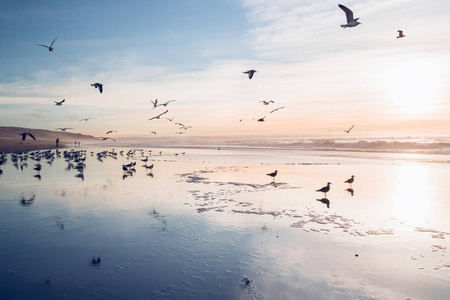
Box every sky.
[0,0,449,140]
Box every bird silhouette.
[54,99,65,106]
[344,175,355,185]
[343,125,355,133]
[260,100,274,105]
[243,70,257,79]
[316,198,330,208]
[270,107,284,113]
[79,118,93,122]
[266,170,278,181]
[316,182,332,197]
[55,127,73,131]
[257,116,266,122]
[20,132,36,141]
[338,4,360,28]
[90,83,103,93]
[149,110,169,120]
[36,38,57,51]
[397,30,405,38]
[157,100,176,107]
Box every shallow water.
[0,147,449,299]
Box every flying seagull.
[20,132,36,141]
[260,101,274,105]
[257,116,266,122]
[149,110,169,120]
[243,70,257,79]
[96,137,116,142]
[36,38,57,51]
[55,127,73,131]
[316,182,332,197]
[166,117,174,122]
[343,125,355,133]
[151,131,157,135]
[270,107,285,113]
[397,30,405,38]
[90,83,103,93]
[54,99,65,106]
[338,4,360,28]
[106,130,117,134]
[79,118,93,122]
[157,100,176,107]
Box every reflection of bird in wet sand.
[343,125,355,133]
[20,132,36,141]
[90,83,103,93]
[316,198,330,208]
[149,110,168,120]
[346,188,354,196]
[260,100,274,105]
[397,30,405,38]
[54,99,65,106]
[36,38,57,51]
[243,70,257,79]
[267,170,278,181]
[316,182,332,197]
[344,175,355,185]
[338,4,361,28]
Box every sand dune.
[0,126,98,153]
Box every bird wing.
[98,85,103,93]
[158,110,169,117]
[397,30,403,34]
[348,124,355,131]
[338,4,354,23]
[28,133,37,140]
[61,99,65,103]
[50,38,57,47]
[36,44,50,49]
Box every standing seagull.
[149,110,169,120]
[36,38,57,51]
[344,175,355,185]
[243,70,257,79]
[316,182,332,197]
[90,83,103,93]
[54,99,65,106]
[20,132,36,141]
[338,4,361,28]
[266,170,278,181]
[343,125,355,133]
[397,30,405,38]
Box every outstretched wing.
[28,133,36,140]
[338,4,354,23]
[36,44,49,49]
[50,38,57,47]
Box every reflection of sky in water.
[0,147,449,299]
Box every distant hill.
[0,126,97,153]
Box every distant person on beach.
[56,138,59,148]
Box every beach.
[0,145,449,299]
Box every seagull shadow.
[316,198,330,208]
[346,188,354,196]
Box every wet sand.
[0,147,449,299]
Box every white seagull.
[90,83,103,93]
[338,4,361,28]
[243,70,257,79]
[36,38,57,51]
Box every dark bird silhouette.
[90,83,103,93]
[346,188,354,196]
[151,131,157,135]
[106,130,117,134]
[151,99,158,108]
[344,175,355,185]
[166,117,174,122]
[54,99,65,106]
[20,132,36,141]
[36,38,57,51]
[260,100,274,105]
[343,125,355,133]
[338,4,360,28]
[79,118,93,122]
[55,127,73,131]
[270,106,285,113]
[266,170,278,181]
[397,30,405,38]
[149,110,169,120]
[316,198,330,208]
[316,182,332,197]
[257,116,266,122]
[243,70,257,79]
[96,137,116,142]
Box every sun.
[383,59,440,116]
